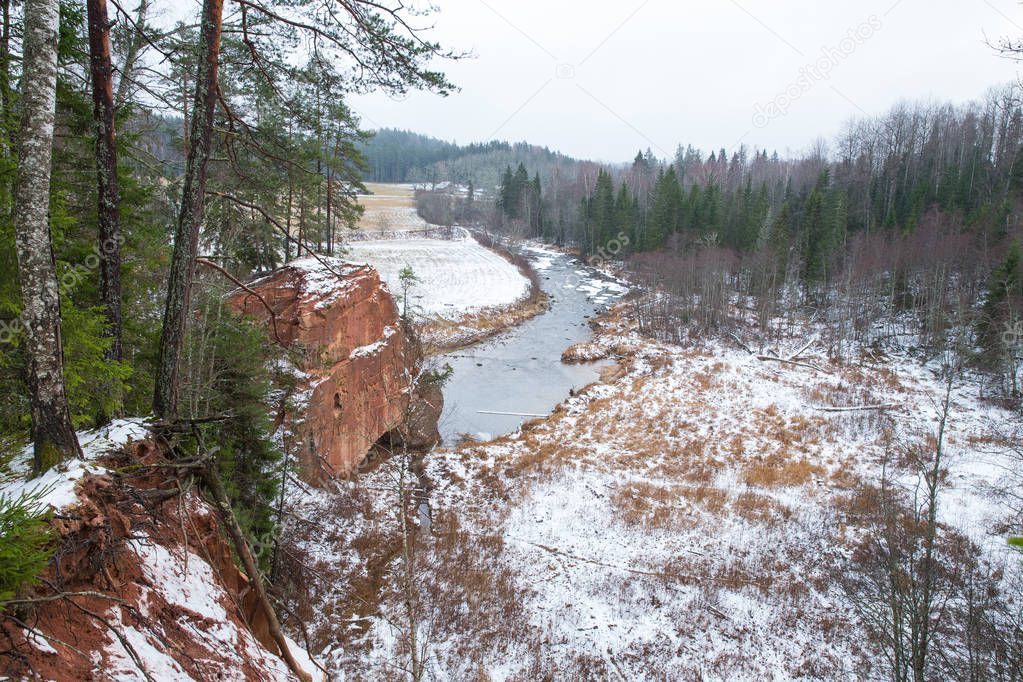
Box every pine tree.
[588,170,615,253]
[800,173,833,285]
[648,167,683,249]
[979,242,1022,359]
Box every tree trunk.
[200,463,312,682]
[153,0,223,419]
[0,0,12,151]
[112,0,150,110]
[14,0,83,472]
[87,0,123,362]
[325,167,333,255]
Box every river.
[436,244,627,445]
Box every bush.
[0,488,54,606]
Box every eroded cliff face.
[231,256,442,483]
[0,433,311,680]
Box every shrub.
[0,488,54,606]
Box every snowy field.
[345,230,530,318]
[348,182,531,323]
[356,183,430,233]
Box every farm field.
[347,182,536,349]
[355,183,431,233]
[345,233,529,317]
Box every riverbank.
[280,291,1022,678]
[419,231,549,354]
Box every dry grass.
[421,294,549,354]
[742,451,825,488]
[734,490,790,525]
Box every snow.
[346,232,530,317]
[0,418,149,511]
[110,533,312,681]
[349,325,397,359]
[284,256,366,310]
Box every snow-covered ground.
[346,230,530,317]
[1,420,322,682]
[0,418,150,510]
[283,303,1022,680]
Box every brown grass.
[611,480,728,529]
[734,490,790,525]
[743,451,825,488]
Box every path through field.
[356,183,429,233]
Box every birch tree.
[13,0,83,471]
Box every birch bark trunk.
[14,0,84,471]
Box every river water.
[437,244,627,445]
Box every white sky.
[158,0,1023,162]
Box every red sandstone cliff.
[0,432,312,680]
[230,256,442,483]
[0,258,439,679]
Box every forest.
[456,87,1023,403]
[360,127,583,190]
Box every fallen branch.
[785,337,816,362]
[755,354,830,373]
[59,596,156,682]
[814,404,899,413]
[728,333,828,372]
[727,332,754,355]
[199,461,312,682]
[3,591,126,607]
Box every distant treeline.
[358,128,582,189]
[477,85,1023,400]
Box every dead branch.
[814,404,900,413]
[195,257,287,346]
[60,596,156,682]
[3,591,126,607]
[785,337,816,362]
[755,354,830,373]
[198,459,312,681]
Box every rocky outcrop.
[0,438,307,681]
[230,256,442,483]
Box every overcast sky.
[159,0,1023,163]
[341,0,1023,162]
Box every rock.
[397,379,444,450]
[230,256,442,483]
[0,440,294,680]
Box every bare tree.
[843,375,956,682]
[13,0,84,472]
